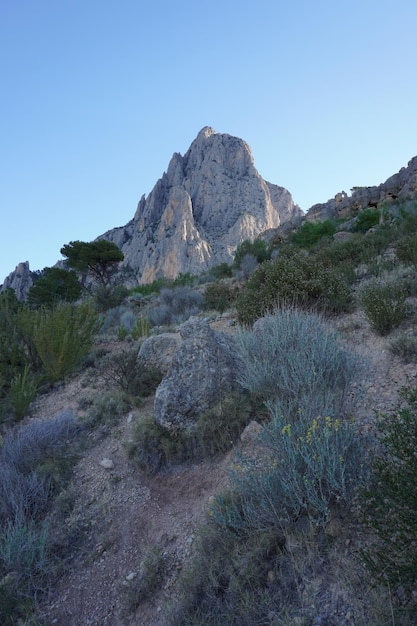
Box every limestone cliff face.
[1,262,34,301]
[101,127,302,283]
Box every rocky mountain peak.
[102,127,302,284]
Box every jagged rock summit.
[101,126,302,283]
[1,262,34,301]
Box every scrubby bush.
[0,410,80,624]
[124,545,166,610]
[395,233,417,268]
[130,317,150,340]
[207,262,233,280]
[353,208,381,233]
[291,219,336,248]
[85,391,132,427]
[9,365,38,421]
[389,332,417,362]
[20,301,100,383]
[213,408,366,534]
[128,393,252,473]
[100,348,163,397]
[233,239,271,269]
[204,281,235,313]
[126,415,191,473]
[360,385,417,587]
[94,284,129,312]
[236,251,352,325]
[148,286,204,326]
[0,520,50,625]
[236,308,359,416]
[359,277,407,335]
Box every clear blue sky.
[1,0,417,282]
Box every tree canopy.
[60,239,124,286]
[27,267,82,308]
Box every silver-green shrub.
[236,307,359,419]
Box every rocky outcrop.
[101,127,302,284]
[0,262,34,301]
[306,155,417,222]
[154,317,243,433]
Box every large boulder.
[154,318,243,433]
[137,333,182,375]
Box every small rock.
[99,458,115,470]
[125,571,137,581]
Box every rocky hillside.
[99,126,302,284]
[306,155,417,222]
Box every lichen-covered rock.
[137,333,182,375]
[154,318,243,433]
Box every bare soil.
[31,310,417,625]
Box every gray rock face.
[306,155,417,222]
[101,127,302,284]
[137,333,182,375]
[154,318,243,433]
[1,262,34,301]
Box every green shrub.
[28,301,100,383]
[233,239,271,269]
[236,308,359,416]
[126,415,191,473]
[291,219,336,248]
[395,234,417,268]
[360,385,417,587]
[194,393,252,457]
[130,317,150,340]
[359,277,407,335]
[236,251,352,325]
[204,281,235,313]
[169,523,291,626]
[94,284,129,312]
[9,365,38,421]
[354,208,381,233]
[208,262,233,280]
[85,391,132,427]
